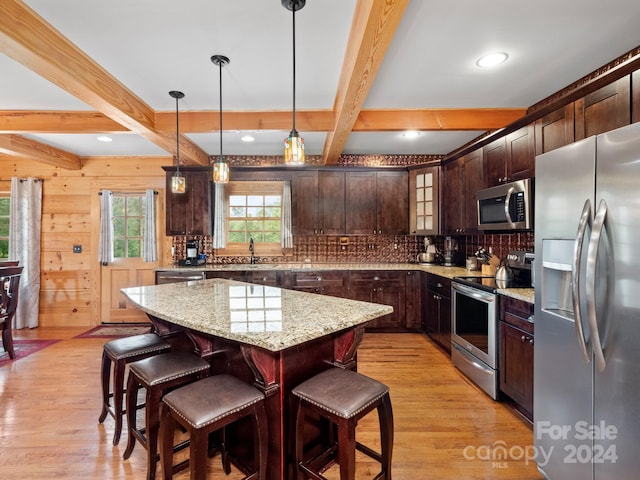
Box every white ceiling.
[2,0,640,161]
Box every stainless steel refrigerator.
[534,121,640,479]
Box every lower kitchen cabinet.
[205,270,247,282]
[288,270,344,297]
[499,295,535,421]
[347,271,406,330]
[421,273,451,353]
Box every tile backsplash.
[171,231,534,266]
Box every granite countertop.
[121,279,393,352]
[158,262,535,303]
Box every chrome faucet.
[249,237,257,264]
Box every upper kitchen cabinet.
[443,150,483,235]
[483,124,535,187]
[163,166,213,236]
[534,103,575,154]
[409,166,440,235]
[345,170,408,235]
[575,75,631,140]
[291,170,345,235]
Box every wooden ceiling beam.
[0,134,81,169]
[0,0,209,166]
[322,0,410,165]
[0,111,128,133]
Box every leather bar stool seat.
[159,374,268,480]
[98,333,171,445]
[123,351,211,480]
[291,367,394,480]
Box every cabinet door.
[348,271,405,329]
[404,271,421,330]
[500,321,534,419]
[318,171,345,234]
[575,75,631,140]
[442,158,463,234]
[483,137,507,187]
[438,292,451,354]
[409,166,440,235]
[505,124,535,181]
[165,169,212,236]
[345,171,377,234]
[534,103,575,154]
[376,171,408,235]
[291,170,319,235]
[463,150,483,233]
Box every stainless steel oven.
[451,281,499,399]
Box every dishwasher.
[155,270,205,284]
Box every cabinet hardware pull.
[521,335,526,342]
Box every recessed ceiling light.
[476,52,509,68]
[97,135,112,142]
[402,130,421,139]
[241,135,255,143]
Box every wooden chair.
[0,261,19,267]
[0,266,23,360]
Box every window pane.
[264,206,281,217]
[264,220,280,231]
[0,217,8,235]
[114,239,125,257]
[0,198,9,215]
[247,207,264,218]
[264,195,281,206]
[246,220,263,231]
[127,197,140,216]
[112,196,125,216]
[247,195,263,206]
[230,206,246,217]
[113,217,125,235]
[264,232,280,242]
[229,220,246,231]
[249,232,263,241]
[229,232,246,243]
[0,239,8,259]
[127,218,141,236]
[127,239,141,258]
[229,195,246,206]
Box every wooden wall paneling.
[41,231,91,251]
[41,213,91,233]
[41,270,90,291]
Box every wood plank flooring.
[0,328,543,479]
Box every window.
[221,181,284,256]
[0,196,9,259]
[111,193,147,259]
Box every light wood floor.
[0,328,543,479]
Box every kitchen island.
[121,278,393,480]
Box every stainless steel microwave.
[476,178,533,231]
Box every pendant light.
[282,0,305,165]
[169,90,186,193]
[211,55,230,183]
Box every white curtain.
[213,183,227,249]
[98,190,113,265]
[9,177,42,329]
[143,189,157,262]
[281,181,293,249]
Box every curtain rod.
[98,190,158,195]
[18,178,43,182]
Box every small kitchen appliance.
[178,239,205,266]
[442,236,458,266]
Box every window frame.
[111,192,148,260]
[217,181,285,257]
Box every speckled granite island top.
[121,278,394,352]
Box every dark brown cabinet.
[163,166,213,236]
[483,124,534,187]
[499,296,534,421]
[346,270,406,330]
[575,75,631,140]
[205,270,247,282]
[345,171,408,235]
[534,103,575,154]
[421,273,451,353]
[443,150,482,235]
[291,170,345,235]
[409,166,440,235]
[288,270,344,297]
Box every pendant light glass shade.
[283,0,305,165]
[211,55,230,183]
[169,90,186,193]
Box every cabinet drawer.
[290,271,344,288]
[205,271,247,282]
[246,270,281,286]
[426,274,451,298]
[501,296,534,334]
[348,271,406,288]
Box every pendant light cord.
[174,95,180,170]
[218,60,223,160]
[291,5,297,133]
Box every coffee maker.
[178,239,205,266]
[442,236,458,266]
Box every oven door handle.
[452,282,496,303]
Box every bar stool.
[159,374,268,480]
[123,351,211,480]
[98,333,172,445]
[291,367,394,480]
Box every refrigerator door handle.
[586,199,607,372]
[573,199,592,364]
[504,186,516,228]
